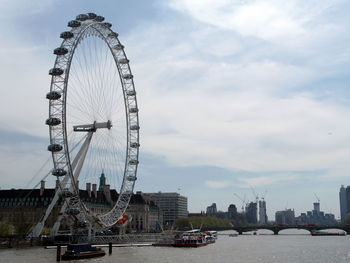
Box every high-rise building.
[346,186,350,220]
[313,202,320,214]
[246,202,257,224]
[275,209,295,225]
[340,185,347,221]
[227,204,237,219]
[142,192,188,226]
[259,200,268,224]
[206,203,217,216]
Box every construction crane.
[234,193,246,213]
[261,190,268,201]
[250,186,259,204]
[314,193,320,203]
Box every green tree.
[175,216,234,229]
[0,221,15,236]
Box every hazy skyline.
[1,0,350,219]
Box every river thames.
[1,231,350,263]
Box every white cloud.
[168,0,342,46]
[205,180,232,189]
[237,174,300,187]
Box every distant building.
[246,202,257,224]
[206,203,217,216]
[295,201,336,226]
[275,209,295,225]
[258,200,268,224]
[142,192,188,226]
[227,204,237,219]
[340,185,347,221]
[346,186,350,219]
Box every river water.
[1,230,350,263]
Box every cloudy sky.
[1,0,350,219]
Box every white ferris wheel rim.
[47,13,140,229]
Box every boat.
[311,230,346,236]
[204,231,217,243]
[172,229,207,247]
[61,243,105,260]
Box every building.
[295,202,336,226]
[275,209,295,225]
[340,185,347,221]
[227,204,237,219]
[258,200,268,224]
[0,181,162,234]
[245,202,257,224]
[206,203,217,216]
[142,192,188,226]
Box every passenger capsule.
[87,13,97,19]
[123,74,133,80]
[46,91,61,100]
[130,125,140,130]
[49,68,64,76]
[126,175,137,181]
[126,90,136,96]
[48,144,63,152]
[45,117,61,126]
[68,20,81,28]
[113,44,124,50]
[60,31,74,39]
[118,58,129,64]
[129,107,139,113]
[108,32,118,38]
[52,168,67,177]
[59,189,73,198]
[129,159,139,165]
[66,207,80,215]
[130,142,140,148]
[53,47,68,56]
[94,16,105,22]
[102,22,112,28]
[76,14,88,21]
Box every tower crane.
[234,193,246,213]
[314,193,320,203]
[250,186,259,203]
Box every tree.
[175,216,234,229]
[0,221,15,236]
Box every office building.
[340,185,347,221]
[259,200,268,224]
[206,203,217,216]
[275,209,295,225]
[142,192,188,226]
[246,202,257,224]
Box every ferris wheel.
[31,13,139,237]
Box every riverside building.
[141,192,188,226]
[0,180,162,234]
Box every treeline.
[0,221,51,237]
[175,216,234,229]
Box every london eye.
[31,13,140,238]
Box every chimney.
[86,183,91,198]
[76,180,79,190]
[92,184,97,198]
[104,184,112,204]
[40,180,45,196]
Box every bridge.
[203,225,350,235]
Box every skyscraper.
[340,185,347,221]
[246,202,257,224]
[259,200,268,224]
